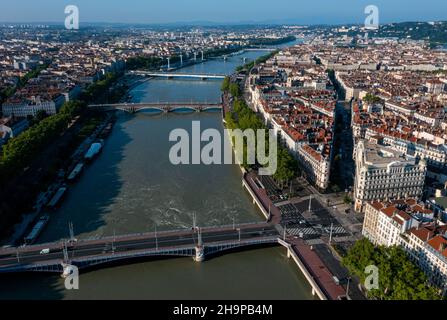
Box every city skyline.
[1,0,446,25]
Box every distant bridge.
[128,70,226,80]
[244,48,277,52]
[88,102,223,113]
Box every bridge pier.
[194,228,205,262]
[194,245,205,262]
[61,263,77,279]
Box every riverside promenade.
[242,171,346,300]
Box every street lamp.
[112,228,116,254]
[155,225,158,251]
[329,222,334,244]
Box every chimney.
[439,242,447,252]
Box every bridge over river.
[127,70,226,80]
[0,222,278,274]
[88,102,223,113]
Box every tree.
[35,110,48,121]
[273,147,298,188]
[342,238,442,300]
[229,83,241,98]
[0,100,84,179]
[221,76,231,92]
[343,194,352,205]
[363,93,382,105]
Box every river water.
[0,41,316,300]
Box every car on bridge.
[40,248,50,255]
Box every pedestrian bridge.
[128,70,226,80]
[88,102,223,113]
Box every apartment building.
[362,199,433,245]
[361,198,447,293]
[354,140,427,212]
[401,224,447,294]
[297,144,331,190]
[2,95,65,117]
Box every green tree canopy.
[342,238,442,300]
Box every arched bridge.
[128,70,226,80]
[88,102,223,113]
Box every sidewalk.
[313,243,366,300]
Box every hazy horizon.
[0,0,446,25]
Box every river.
[0,40,316,300]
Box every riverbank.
[2,113,116,246]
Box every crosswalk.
[287,227,320,236]
[286,225,349,238]
[324,226,349,235]
[324,225,348,235]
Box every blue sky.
[1,0,446,24]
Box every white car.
[40,248,50,255]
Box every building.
[428,197,447,223]
[354,140,427,212]
[362,198,447,294]
[2,99,61,117]
[362,199,433,246]
[297,144,331,190]
[401,224,447,294]
[0,117,29,147]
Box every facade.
[2,99,61,117]
[362,199,447,294]
[297,144,331,190]
[0,117,29,148]
[428,197,447,223]
[354,140,427,212]
[401,224,447,294]
[362,199,432,246]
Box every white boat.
[84,141,103,160]
[67,163,84,181]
